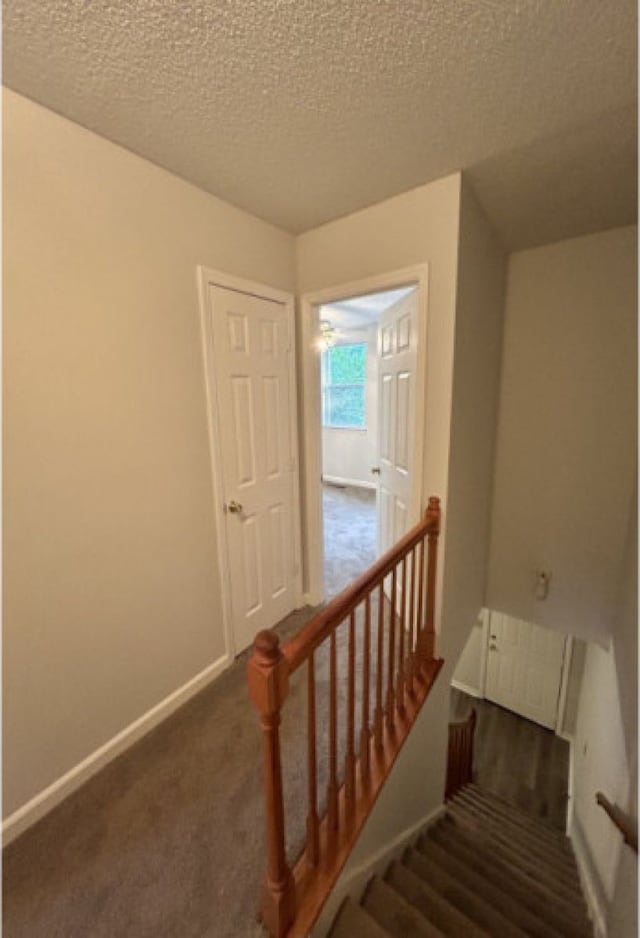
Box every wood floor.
[450,688,570,831]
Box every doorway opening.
[315,285,418,599]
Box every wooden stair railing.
[445,708,477,800]
[596,792,638,852]
[248,496,444,938]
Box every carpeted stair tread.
[463,784,572,846]
[467,783,571,842]
[443,808,585,905]
[415,834,567,938]
[328,896,393,938]
[446,794,579,877]
[362,876,445,938]
[429,820,591,935]
[385,860,491,938]
[403,846,530,938]
[455,786,572,853]
[445,801,583,894]
[326,784,593,938]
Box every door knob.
[371,467,381,475]
[489,643,498,651]
[227,500,243,514]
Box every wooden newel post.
[425,496,441,659]
[419,496,440,662]
[248,630,296,938]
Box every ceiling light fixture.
[317,319,338,350]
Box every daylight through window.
[321,343,367,429]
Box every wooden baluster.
[360,593,372,780]
[247,631,295,938]
[415,536,426,668]
[327,629,339,833]
[385,565,397,727]
[306,652,319,866]
[468,709,477,785]
[344,611,356,816]
[374,581,385,750]
[407,547,417,697]
[396,556,407,712]
[424,497,441,660]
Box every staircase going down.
[328,783,593,938]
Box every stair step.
[467,782,570,842]
[445,800,583,893]
[459,785,572,853]
[362,876,445,938]
[404,846,530,938]
[385,860,491,938]
[448,793,578,876]
[328,896,393,938]
[429,820,591,935]
[443,808,585,907]
[415,834,567,938]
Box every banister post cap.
[425,496,441,531]
[254,629,281,662]
[248,630,289,714]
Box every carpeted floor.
[4,488,568,937]
[3,485,378,938]
[322,483,377,598]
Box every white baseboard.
[322,475,377,491]
[311,804,445,937]
[450,679,484,699]
[569,812,609,938]
[2,652,232,846]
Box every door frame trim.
[197,266,303,658]
[300,265,430,605]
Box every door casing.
[300,265,430,605]
[197,266,303,659]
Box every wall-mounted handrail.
[248,496,443,938]
[596,792,638,853]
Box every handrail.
[596,792,638,852]
[284,497,441,672]
[248,496,443,938]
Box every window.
[321,342,367,429]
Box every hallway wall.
[487,226,637,643]
[3,89,296,824]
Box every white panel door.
[485,612,567,729]
[376,289,418,556]
[209,284,297,653]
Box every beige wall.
[451,609,489,696]
[571,640,632,921]
[566,491,636,933]
[441,180,507,667]
[3,89,296,818]
[487,226,637,642]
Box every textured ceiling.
[3,1,637,244]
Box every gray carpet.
[323,483,376,598]
[3,486,379,938]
